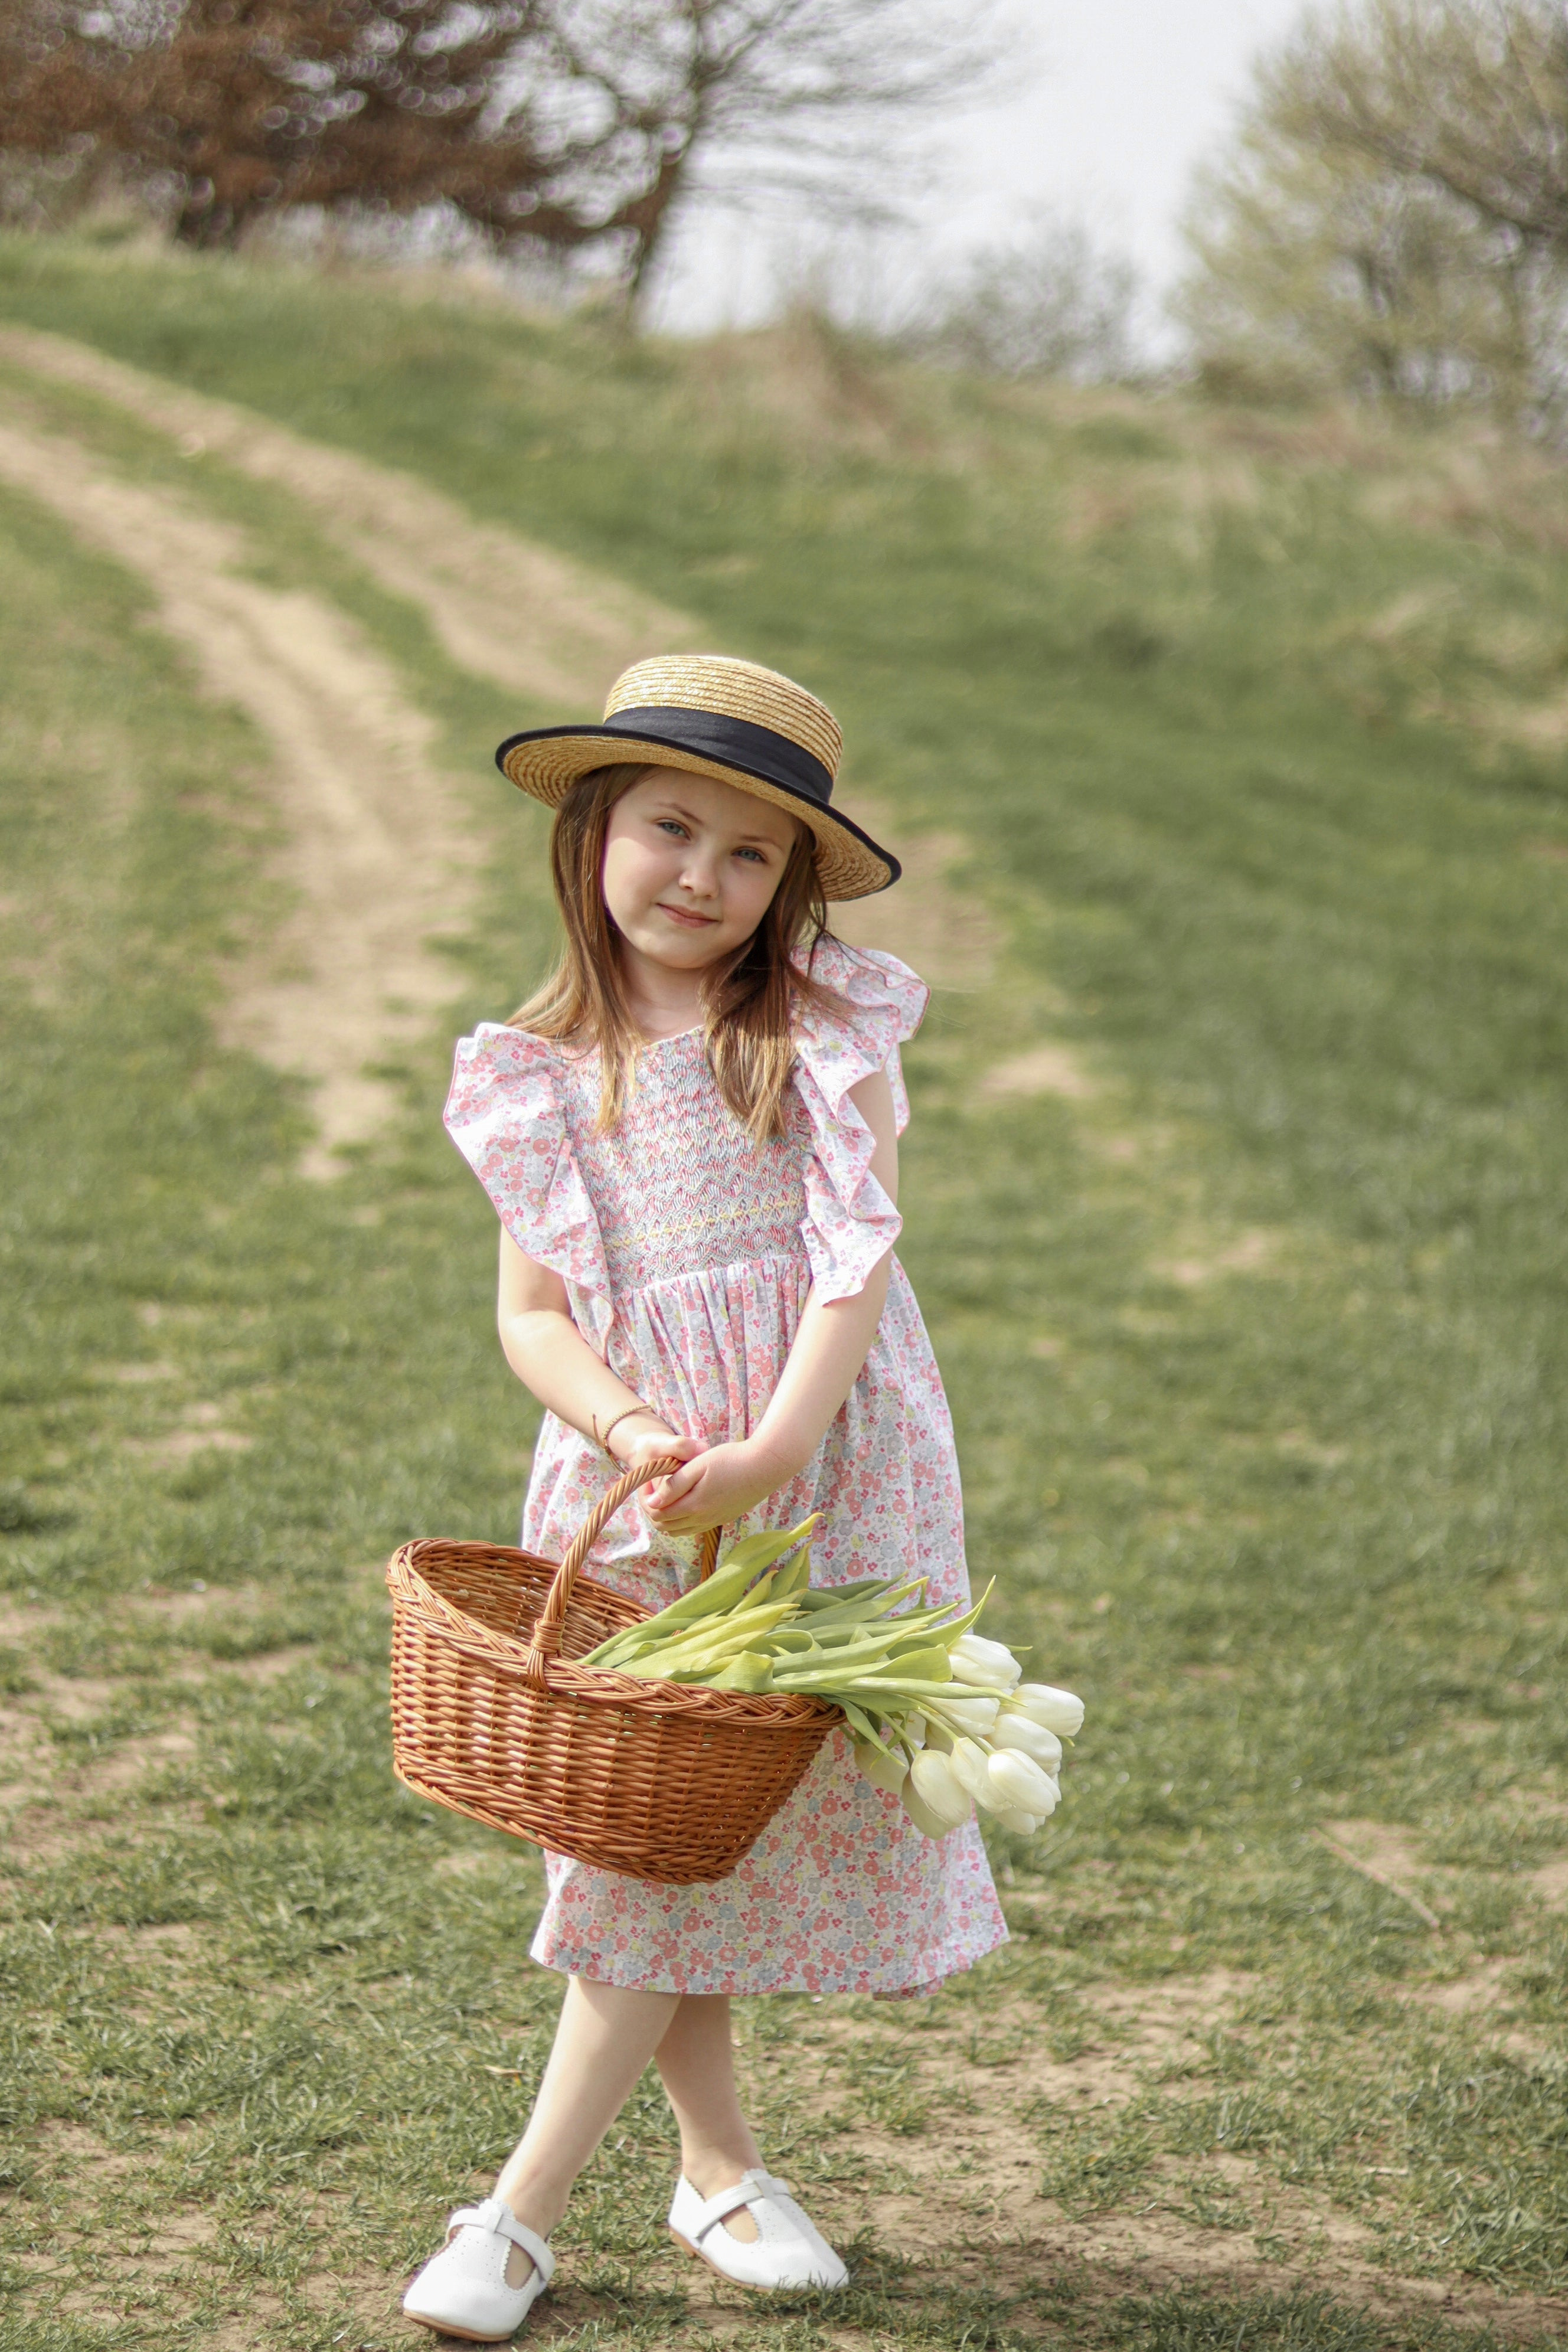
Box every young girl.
[404,655,1005,2341]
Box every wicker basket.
[386,1458,840,1885]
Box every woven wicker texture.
[386,1460,839,1884]
[605,655,843,778]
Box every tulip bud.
[986,1748,1060,1816]
[948,1736,993,1804]
[1011,1683,1084,1737]
[948,1634,1024,1691]
[900,1775,955,1839]
[991,1714,1064,1774]
[932,1691,1001,1739]
[991,1807,1041,1834]
[908,1747,973,1832]
[852,1735,910,1798]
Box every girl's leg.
[490,1977,680,2285]
[654,1993,764,2241]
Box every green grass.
[0,234,1565,2348]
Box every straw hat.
[495,654,899,900]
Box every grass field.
[1,234,1566,2351]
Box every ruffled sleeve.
[790,938,929,1302]
[443,1024,613,1349]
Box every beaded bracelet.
[597,1403,658,1459]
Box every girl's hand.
[644,1437,800,1535]
[610,1415,700,1477]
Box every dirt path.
[0,326,1011,1184]
[0,414,479,1175]
[771,1985,1568,2348]
[0,324,699,712]
[0,332,1001,975]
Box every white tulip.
[948,1634,1023,1691]
[948,1736,994,1804]
[1011,1683,1084,1737]
[931,1691,1001,1739]
[991,1807,1042,1834]
[986,1749,1060,1816]
[901,1775,955,1838]
[991,1714,1064,1774]
[907,1747,973,1831]
[852,1735,910,1797]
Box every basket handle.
[521,1456,721,1690]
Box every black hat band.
[584,705,835,809]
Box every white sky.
[646,0,1308,339]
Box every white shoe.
[668,2168,848,2291]
[402,2194,555,2342]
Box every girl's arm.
[496,1237,698,1474]
[645,1066,899,1536]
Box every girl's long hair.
[511,763,847,1139]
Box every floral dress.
[442,937,1005,1998]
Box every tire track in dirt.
[0,332,1004,991]
[0,329,1005,1182]
[0,414,479,1175]
[0,324,700,711]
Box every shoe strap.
[686,2170,793,2242]
[447,2196,556,2284]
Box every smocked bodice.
[555,1034,809,1295]
[443,938,930,1357]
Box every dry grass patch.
[1530,1858,1568,1906]
[0,1652,212,1854]
[0,1599,62,1645]
[1155,1230,1279,1287]
[90,1358,179,1385]
[980,1046,1099,1102]
[1318,1821,1453,1931]
[688,313,915,464]
[128,1410,256,1463]
[834,798,1002,991]
[1407,1958,1517,2021]
[720,1969,1568,2346]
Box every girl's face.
[602,767,804,973]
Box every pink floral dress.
[443,937,1005,1998]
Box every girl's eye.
[735,847,766,864]
[656,819,689,839]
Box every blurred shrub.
[910,208,1142,384]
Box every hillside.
[1,236,1566,2352]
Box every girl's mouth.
[658,902,720,929]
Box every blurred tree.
[1267,0,1568,256]
[1176,0,1568,420]
[534,0,994,297]
[914,209,1140,381]
[0,0,615,252]
[0,0,991,292]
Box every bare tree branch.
[0,0,1002,296]
[500,0,1002,290]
